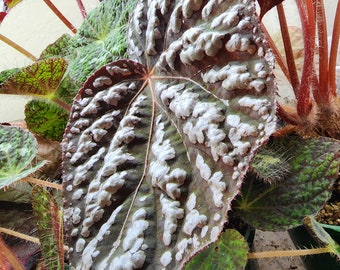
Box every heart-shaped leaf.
[235,135,340,230]
[62,0,277,268]
[0,126,46,189]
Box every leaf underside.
[235,136,340,230]
[62,0,276,269]
[304,216,340,258]
[0,126,45,189]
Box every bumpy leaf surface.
[235,136,340,230]
[0,126,45,188]
[184,229,248,270]
[62,0,277,269]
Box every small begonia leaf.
[235,135,340,230]
[304,216,340,258]
[25,100,69,141]
[0,126,46,189]
[184,229,248,270]
[0,58,67,98]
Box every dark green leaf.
[184,229,248,270]
[25,100,69,141]
[68,0,137,83]
[235,136,340,230]
[39,34,73,60]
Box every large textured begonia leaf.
[0,126,46,189]
[68,0,137,84]
[0,58,67,100]
[235,135,340,230]
[25,100,69,141]
[62,0,277,269]
[184,229,248,270]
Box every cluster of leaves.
[0,0,137,141]
[0,0,339,269]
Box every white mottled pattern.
[160,194,184,246]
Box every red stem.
[295,0,316,119]
[52,97,71,112]
[260,24,291,84]
[277,103,300,126]
[76,0,87,19]
[0,34,37,61]
[277,3,300,97]
[328,0,340,100]
[314,0,329,106]
[43,0,77,34]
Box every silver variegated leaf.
[62,0,277,269]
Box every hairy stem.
[248,246,331,259]
[43,0,77,34]
[0,34,37,61]
[76,0,87,19]
[328,0,340,100]
[260,24,290,82]
[277,3,300,96]
[22,176,62,190]
[51,96,71,112]
[0,227,40,244]
[277,103,300,125]
[314,0,329,106]
[295,0,316,119]
[0,235,25,270]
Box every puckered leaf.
[0,126,46,189]
[235,135,340,230]
[62,0,277,269]
[184,229,248,270]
